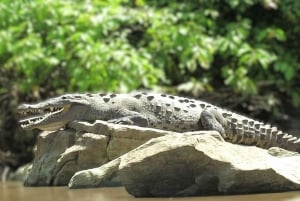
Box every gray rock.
[117,133,300,197]
[69,120,172,160]
[25,119,300,197]
[25,128,109,186]
[69,158,122,188]
[8,163,32,181]
[69,131,300,196]
[25,120,171,186]
[68,131,219,189]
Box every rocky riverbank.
[24,120,300,196]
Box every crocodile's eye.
[61,96,67,100]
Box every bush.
[0,0,161,95]
[1,0,300,106]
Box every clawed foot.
[107,115,149,127]
[107,117,134,125]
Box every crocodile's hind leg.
[200,108,227,138]
[107,111,149,127]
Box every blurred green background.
[1,0,300,169]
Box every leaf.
[274,28,286,41]
[292,91,300,107]
[197,48,211,69]
[274,61,295,81]
[256,49,277,69]
[237,44,252,57]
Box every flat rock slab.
[116,133,300,197]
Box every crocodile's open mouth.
[18,105,70,130]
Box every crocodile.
[17,92,300,152]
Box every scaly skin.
[17,92,300,152]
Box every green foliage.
[0,0,161,93]
[1,0,300,107]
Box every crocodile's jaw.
[24,121,67,131]
[18,94,93,131]
[18,105,71,131]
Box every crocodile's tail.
[275,133,300,153]
[223,113,300,153]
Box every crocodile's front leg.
[200,108,227,138]
[107,112,149,127]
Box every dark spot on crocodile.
[86,93,93,97]
[271,130,278,136]
[232,126,237,135]
[142,92,148,95]
[174,107,180,111]
[134,94,142,99]
[99,93,106,97]
[199,103,206,108]
[184,99,189,103]
[222,112,232,118]
[276,131,284,139]
[147,96,154,101]
[169,95,175,99]
[166,109,172,118]
[237,123,243,128]
[179,99,184,103]
[166,103,171,107]
[61,96,67,100]
[242,119,248,124]
[190,104,196,108]
[162,126,168,130]
[155,105,162,113]
[103,98,110,103]
[231,118,238,123]
[110,94,117,98]
[254,124,260,129]
[166,120,171,124]
[183,110,188,113]
[74,95,82,99]
[161,94,167,97]
[111,101,115,104]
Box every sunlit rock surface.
[70,132,300,197]
[117,133,300,197]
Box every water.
[1,182,300,201]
